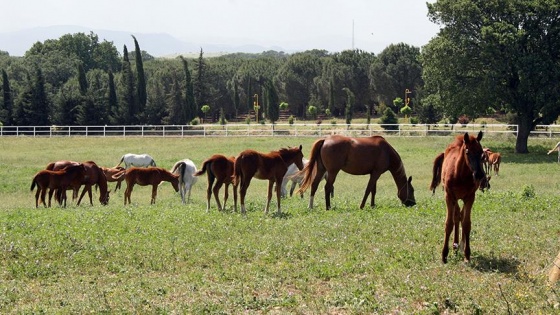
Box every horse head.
[281,145,304,170]
[463,131,486,182]
[170,173,180,192]
[398,176,416,207]
[100,190,110,205]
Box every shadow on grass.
[472,254,520,274]
[271,211,293,219]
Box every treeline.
[0,32,430,126]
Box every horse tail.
[298,138,325,194]
[30,177,37,191]
[232,156,243,187]
[429,152,445,194]
[194,159,209,177]
[178,162,186,186]
[151,159,157,167]
[115,155,124,168]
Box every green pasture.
[1,134,560,314]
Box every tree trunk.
[515,115,532,153]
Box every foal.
[31,164,87,207]
[114,167,179,205]
[194,154,237,212]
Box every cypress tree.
[180,56,196,123]
[266,80,279,124]
[343,87,355,125]
[132,35,147,113]
[30,67,50,125]
[108,70,118,124]
[77,63,88,95]
[1,69,13,125]
[120,45,136,124]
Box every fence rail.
[0,123,558,138]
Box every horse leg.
[124,183,133,205]
[275,179,282,214]
[452,203,462,251]
[239,177,251,215]
[264,180,274,213]
[360,174,380,209]
[308,165,327,209]
[213,181,224,211]
[77,185,90,206]
[442,195,458,263]
[460,198,474,262]
[324,171,339,210]
[151,185,158,204]
[48,189,55,207]
[232,183,238,213]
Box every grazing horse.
[114,167,179,205]
[115,153,156,169]
[482,148,501,176]
[281,158,330,198]
[298,135,415,210]
[102,166,126,191]
[170,159,198,204]
[31,164,87,207]
[47,160,110,206]
[430,131,486,263]
[548,141,560,163]
[233,145,304,214]
[194,154,237,212]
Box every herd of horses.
[29,133,513,264]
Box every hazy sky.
[1,0,441,54]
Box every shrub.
[380,108,399,130]
[288,115,294,125]
[190,117,200,125]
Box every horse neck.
[279,150,298,165]
[389,159,408,188]
[97,168,108,194]
[161,170,177,182]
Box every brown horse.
[194,154,237,212]
[114,167,179,205]
[298,135,415,210]
[430,131,486,263]
[31,164,87,207]
[47,160,110,206]
[102,166,126,191]
[482,148,501,176]
[233,145,304,214]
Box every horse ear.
[463,132,470,144]
[408,176,412,184]
[299,144,302,151]
[477,130,483,142]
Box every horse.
[233,145,304,214]
[170,159,198,204]
[47,160,110,206]
[281,158,330,198]
[298,135,415,210]
[115,153,156,169]
[31,164,87,208]
[113,167,179,205]
[482,148,501,176]
[548,141,560,163]
[429,131,487,263]
[194,154,237,212]
[102,166,126,191]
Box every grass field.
[1,134,560,314]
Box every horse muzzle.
[403,199,416,207]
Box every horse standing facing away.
[170,159,198,204]
[102,166,126,191]
[47,160,110,206]
[234,145,304,215]
[114,167,179,205]
[482,148,502,176]
[115,153,156,169]
[194,154,237,212]
[430,131,487,263]
[298,135,415,210]
[31,164,87,207]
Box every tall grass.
[1,135,560,313]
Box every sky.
[0,0,441,54]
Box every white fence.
[0,123,557,138]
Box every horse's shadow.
[471,254,520,274]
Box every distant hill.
[0,25,287,57]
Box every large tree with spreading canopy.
[423,0,560,153]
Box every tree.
[118,45,136,124]
[194,49,210,118]
[132,35,147,113]
[424,0,560,153]
[265,79,279,123]
[180,56,197,123]
[107,70,118,124]
[1,69,13,125]
[343,87,355,125]
[201,104,210,123]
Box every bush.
[190,117,200,125]
[379,108,399,130]
[288,115,294,125]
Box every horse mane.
[429,152,445,194]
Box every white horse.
[281,158,330,198]
[171,159,198,204]
[548,141,560,163]
[115,153,156,169]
